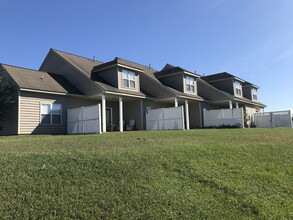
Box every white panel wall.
[68,104,101,134]
[203,108,244,128]
[255,110,292,128]
[146,106,185,130]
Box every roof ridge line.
[115,56,157,71]
[1,63,47,74]
[51,48,104,64]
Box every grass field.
[0,128,292,219]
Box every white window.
[41,103,62,125]
[252,88,258,100]
[122,69,136,89]
[186,76,195,92]
[234,81,242,96]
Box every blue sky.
[1,0,293,111]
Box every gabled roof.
[93,57,144,72]
[48,49,103,77]
[243,81,260,89]
[198,78,266,108]
[201,72,245,83]
[1,64,82,95]
[155,64,200,78]
[93,57,177,99]
[98,58,203,100]
[47,50,146,98]
[202,72,260,89]
[92,75,147,98]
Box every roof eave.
[20,88,84,97]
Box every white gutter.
[104,91,146,99]
[20,88,85,98]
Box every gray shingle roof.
[52,50,147,97]
[201,72,234,81]
[198,79,266,108]
[201,72,246,82]
[93,57,144,72]
[47,50,203,100]
[53,49,103,77]
[243,81,259,89]
[155,64,200,78]
[1,64,82,95]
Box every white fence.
[203,108,244,128]
[67,104,101,134]
[146,106,185,130]
[254,110,293,128]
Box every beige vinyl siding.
[94,66,118,87]
[118,67,140,92]
[40,51,102,96]
[159,74,184,92]
[19,91,97,134]
[0,69,19,135]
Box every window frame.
[40,103,62,125]
[122,69,136,89]
[234,81,242,96]
[186,76,195,93]
[251,88,258,100]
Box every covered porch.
[91,93,145,132]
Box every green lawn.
[0,129,292,219]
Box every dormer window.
[186,76,195,92]
[234,81,242,96]
[122,69,136,89]
[252,88,258,100]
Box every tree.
[0,76,14,128]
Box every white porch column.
[102,94,106,133]
[229,101,233,109]
[185,100,190,130]
[174,98,178,107]
[98,104,102,134]
[119,97,123,132]
[235,102,239,108]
